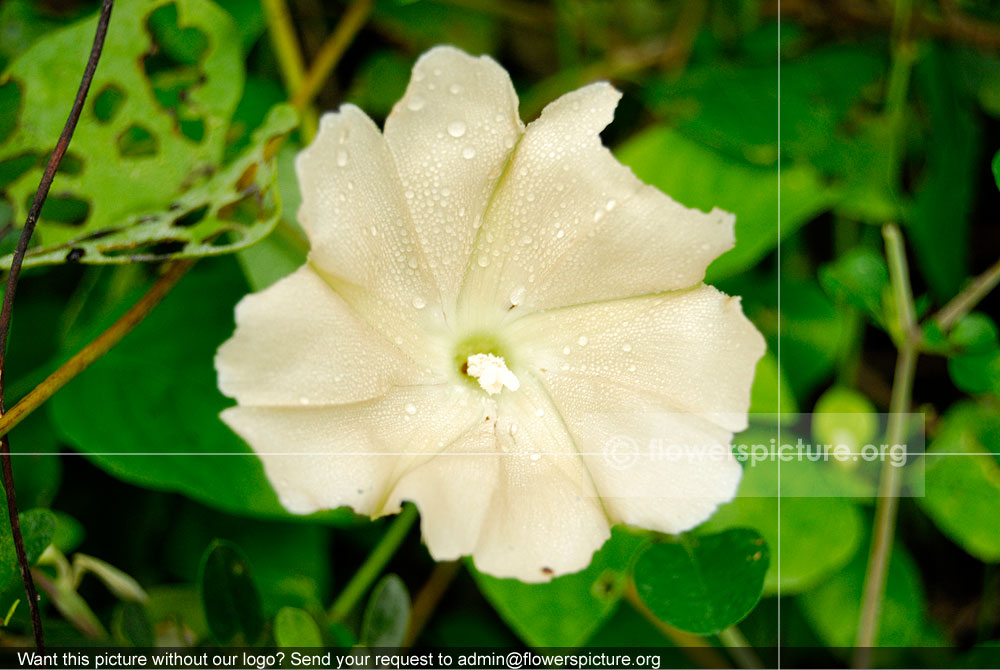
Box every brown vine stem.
[403,560,461,647]
[0,260,194,441]
[0,0,115,652]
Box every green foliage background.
[1,0,999,665]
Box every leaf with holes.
[0,0,295,267]
[633,529,769,636]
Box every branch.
[0,0,115,652]
[0,260,194,441]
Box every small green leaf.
[700,441,864,594]
[819,247,891,328]
[360,574,411,648]
[0,507,56,593]
[472,528,647,647]
[812,386,879,454]
[274,606,323,647]
[199,539,263,644]
[633,529,769,635]
[915,403,1000,562]
[112,601,154,647]
[72,553,148,603]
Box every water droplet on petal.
[407,95,425,111]
[605,199,617,211]
[299,396,310,405]
[509,285,525,306]
[562,346,571,355]
[535,408,544,417]
[462,146,476,159]
[530,453,541,461]
[449,83,462,94]
[405,403,417,415]
[477,255,489,267]
[412,296,426,309]
[447,120,467,138]
[622,344,632,352]
[336,149,348,167]
[578,335,588,346]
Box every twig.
[328,504,418,622]
[853,224,920,667]
[717,626,763,669]
[291,0,373,117]
[0,260,194,440]
[403,560,461,647]
[933,256,1000,331]
[0,0,114,652]
[262,0,319,140]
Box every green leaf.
[472,528,647,648]
[274,606,323,647]
[633,529,768,635]
[748,351,798,423]
[616,126,834,282]
[199,539,263,644]
[112,601,154,647]
[360,574,411,648]
[48,258,348,519]
[0,0,296,268]
[993,149,1000,191]
[700,446,864,594]
[798,526,941,647]
[643,46,884,168]
[819,246,891,328]
[907,44,981,300]
[372,0,498,55]
[915,403,1000,562]
[0,507,55,593]
[812,386,879,452]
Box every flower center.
[453,332,518,395]
[465,353,519,395]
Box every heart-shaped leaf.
[633,529,769,635]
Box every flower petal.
[388,376,610,582]
[295,105,445,365]
[221,384,487,516]
[384,46,523,309]
[458,82,733,324]
[552,385,744,535]
[216,266,429,407]
[508,285,766,432]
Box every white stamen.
[466,353,520,395]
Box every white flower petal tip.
[215,45,765,583]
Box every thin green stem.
[853,224,920,668]
[261,0,319,138]
[718,626,762,669]
[328,504,418,622]
[933,255,1000,331]
[291,0,373,132]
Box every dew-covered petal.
[458,82,733,323]
[536,379,744,534]
[221,384,486,516]
[508,285,766,433]
[384,46,523,310]
[387,376,609,582]
[216,266,431,407]
[295,105,445,364]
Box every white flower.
[215,46,765,582]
